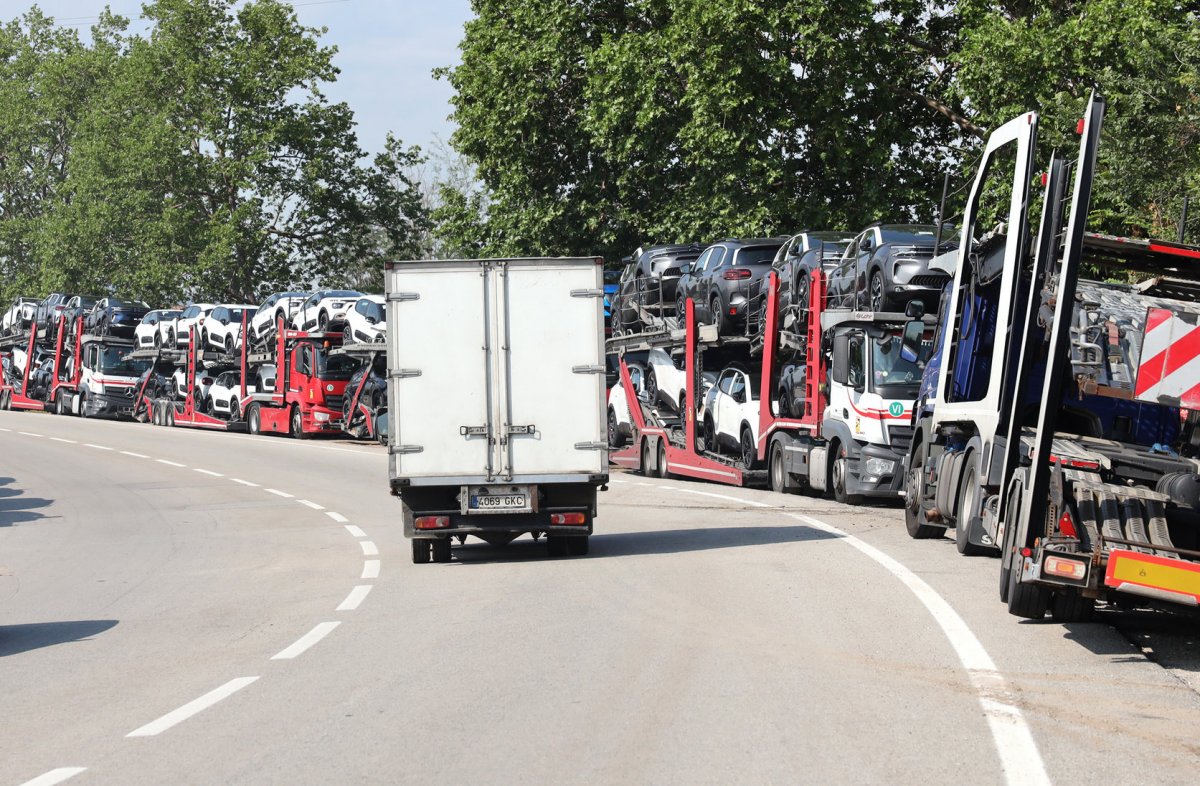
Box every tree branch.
[900,88,987,139]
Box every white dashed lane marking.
[19,431,43,437]
[326,511,349,523]
[194,468,223,477]
[336,585,372,611]
[270,622,340,660]
[126,677,259,738]
[19,767,87,786]
[49,437,76,444]
[343,524,366,538]
[155,459,185,467]
[359,541,379,556]
[361,560,380,579]
[120,450,149,458]
[84,443,113,451]
[265,488,293,498]
[231,478,258,487]
[298,499,324,510]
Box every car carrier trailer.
[133,324,250,432]
[385,257,609,563]
[607,268,932,498]
[904,92,1200,621]
[333,342,386,442]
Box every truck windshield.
[315,349,356,381]
[98,346,150,377]
[870,330,931,397]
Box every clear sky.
[3,0,474,156]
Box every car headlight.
[863,457,896,476]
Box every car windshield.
[879,225,941,244]
[315,348,357,380]
[324,291,362,299]
[229,308,252,322]
[733,246,780,266]
[871,329,932,395]
[76,297,97,308]
[111,299,149,308]
[98,346,150,376]
[604,270,622,285]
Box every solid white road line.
[360,541,379,556]
[194,468,223,477]
[343,524,366,538]
[673,486,772,508]
[270,622,340,660]
[120,450,149,458]
[265,488,293,498]
[785,511,1050,786]
[231,478,258,487]
[297,499,324,510]
[126,677,259,738]
[361,560,380,579]
[19,768,87,786]
[18,431,43,437]
[0,426,10,431]
[84,443,113,451]
[156,459,185,467]
[49,437,77,444]
[337,585,372,611]
[326,511,349,523]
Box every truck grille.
[325,394,345,411]
[888,424,914,454]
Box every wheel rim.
[771,445,783,490]
[870,274,883,311]
[906,458,923,518]
[834,456,846,496]
[292,408,301,435]
[742,431,754,467]
[319,313,328,331]
[608,412,617,444]
[250,408,259,432]
[710,298,721,326]
[658,443,667,477]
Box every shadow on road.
[0,477,51,527]
[449,524,840,564]
[0,620,119,657]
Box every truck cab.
[77,339,147,418]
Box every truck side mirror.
[901,320,924,364]
[831,334,850,385]
[904,301,925,318]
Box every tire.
[166,406,175,427]
[1050,589,1095,623]
[290,406,308,439]
[640,439,653,477]
[770,441,790,494]
[1006,561,1049,620]
[153,332,162,349]
[199,330,208,352]
[677,390,687,415]
[54,391,65,416]
[547,535,568,558]
[230,397,241,421]
[645,367,658,407]
[656,441,669,479]
[318,311,329,332]
[225,334,234,355]
[247,403,261,435]
[710,294,725,333]
[411,539,431,564]
[703,417,715,454]
[79,392,89,419]
[831,445,862,504]
[431,537,452,563]
[955,453,988,556]
[905,440,942,538]
[608,408,625,448]
[869,269,887,312]
[740,426,759,470]
[566,536,589,556]
[200,396,212,416]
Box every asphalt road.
[3,408,1200,785]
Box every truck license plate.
[465,485,531,514]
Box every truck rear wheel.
[657,441,669,479]
[905,441,942,539]
[770,442,792,494]
[640,439,653,477]
[1005,560,1049,619]
[1050,589,1095,623]
[247,403,261,435]
[411,539,430,564]
[955,453,989,556]
[431,537,452,563]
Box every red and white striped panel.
[1134,308,1200,410]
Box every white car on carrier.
[203,304,256,353]
[343,294,386,343]
[249,291,310,344]
[169,303,215,348]
[702,364,762,468]
[290,290,363,333]
[135,309,182,348]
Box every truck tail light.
[1057,508,1077,539]
[550,512,586,525]
[723,269,752,280]
[1045,555,1086,580]
[415,516,450,529]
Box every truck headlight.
[314,411,330,422]
[863,457,896,476]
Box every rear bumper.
[397,482,601,538]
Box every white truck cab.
[76,338,147,418]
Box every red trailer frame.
[143,316,250,431]
[1,323,48,411]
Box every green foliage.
[0,0,427,308]
[439,0,1200,257]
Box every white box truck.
[385,257,609,563]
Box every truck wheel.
[431,537,452,563]
[290,406,308,439]
[1005,559,1049,619]
[770,442,790,494]
[1050,590,1095,623]
[247,403,261,435]
[166,406,175,427]
[657,441,669,479]
[566,536,589,556]
[740,427,759,470]
[905,441,942,539]
[79,392,90,419]
[832,446,862,505]
[411,539,431,564]
[640,439,653,477]
[955,453,988,556]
